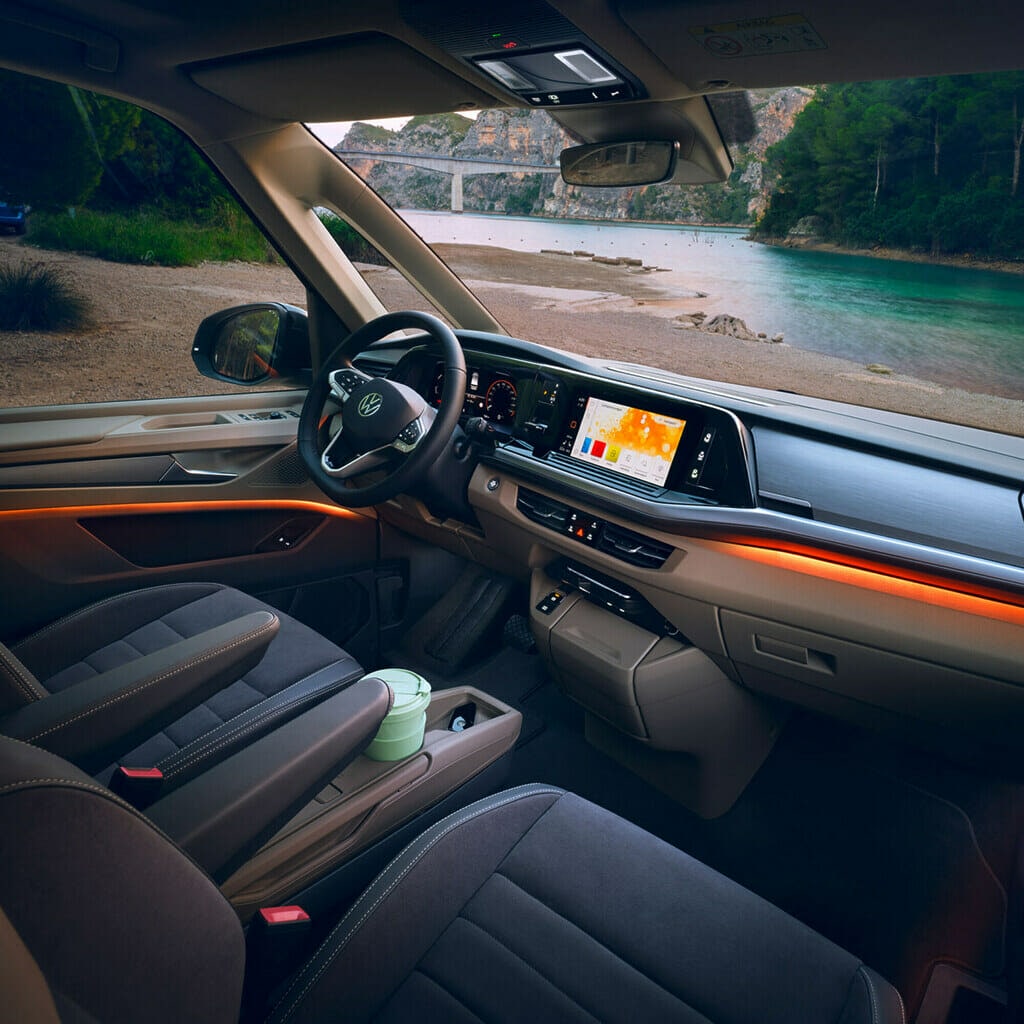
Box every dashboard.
[368,329,1024,779]
[425,355,754,507]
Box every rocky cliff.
[335,88,811,224]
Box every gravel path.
[2,238,1020,435]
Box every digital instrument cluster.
[431,364,519,424]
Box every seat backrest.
[0,735,244,1024]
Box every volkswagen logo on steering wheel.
[357,392,383,418]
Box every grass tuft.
[28,207,278,267]
[0,262,91,331]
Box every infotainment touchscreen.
[569,397,686,487]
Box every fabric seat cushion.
[12,582,362,780]
[269,785,903,1024]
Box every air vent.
[516,489,571,530]
[354,358,396,378]
[597,522,672,568]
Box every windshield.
[311,73,1024,437]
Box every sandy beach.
[2,238,1021,436]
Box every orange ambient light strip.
[717,537,1024,627]
[0,499,366,523]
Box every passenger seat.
[0,582,363,798]
[0,736,905,1024]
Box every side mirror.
[192,303,311,386]
[559,141,678,187]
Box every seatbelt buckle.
[249,905,312,961]
[109,766,164,808]
[258,906,311,927]
[243,905,313,1015]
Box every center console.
[220,685,521,919]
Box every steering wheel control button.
[329,368,371,401]
[394,418,426,452]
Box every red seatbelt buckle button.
[259,906,310,927]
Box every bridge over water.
[336,149,560,212]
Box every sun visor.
[618,0,1024,90]
[188,32,494,122]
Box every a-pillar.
[450,171,464,213]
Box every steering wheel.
[297,311,466,508]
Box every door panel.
[0,391,378,645]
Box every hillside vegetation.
[337,91,812,225]
[755,74,1024,259]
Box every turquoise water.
[402,211,1024,400]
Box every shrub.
[29,208,276,266]
[0,262,91,330]
[318,213,390,265]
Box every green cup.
[363,669,432,761]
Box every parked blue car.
[0,202,27,234]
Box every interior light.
[553,49,618,84]
[476,59,536,91]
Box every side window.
[0,68,305,408]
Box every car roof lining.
[2,0,1022,156]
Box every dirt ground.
[2,237,1021,435]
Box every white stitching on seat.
[269,785,564,1023]
[856,965,904,1024]
[0,646,46,702]
[159,663,352,778]
[25,616,278,742]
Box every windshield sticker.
[690,14,826,59]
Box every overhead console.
[402,0,644,108]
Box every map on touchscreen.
[570,397,686,487]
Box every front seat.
[0,735,905,1024]
[0,582,363,793]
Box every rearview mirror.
[560,141,678,186]
[192,303,311,386]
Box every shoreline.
[409,208,1024,275]
[753,235,1024,276]
[3,238,1022,436]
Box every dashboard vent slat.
[598,522,672,568]
[516,490,571,530]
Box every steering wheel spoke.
[322,436,393,479]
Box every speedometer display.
[484,379,517,422]
[431,364,518,424]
